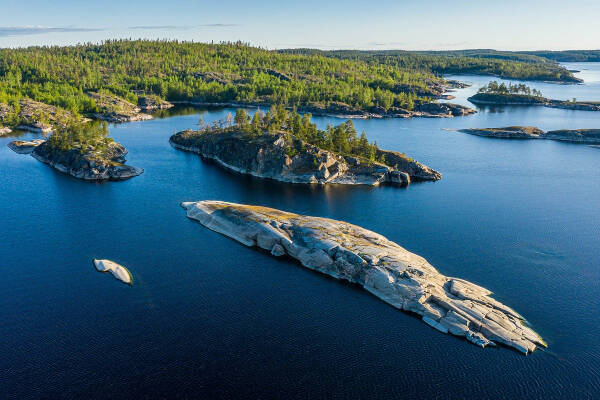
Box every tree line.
[197,105,384,163]
[477,81,544,97]
[0,39,442,126]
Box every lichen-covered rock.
[32,140,143,181]
[182,201,546,354]
[87,92,153,122]
[170,129,441,185]
[137,96,174,112]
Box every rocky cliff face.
[459,126,600,143]
[182,201,546,354]
[170,129,441,185]
[32,140,143,180]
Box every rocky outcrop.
[459,126,600,144]
[93,259,132,285]
[182,201,546,354]
[137,96,174,112]
[546,100,600,111]
[0,126,12,136]
[0,98,80,133]
[545,129,600,143]
[31,140,143,180]
[7,139,45,154]
[414,102,476,117]
[170,129,441,185]
[302,101,476,119]
[468,93,600,111]
[87,92,153,122]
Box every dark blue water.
[1,65,599,399]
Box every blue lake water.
[1,64,599,399]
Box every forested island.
[468,81,600,111]
[9,120,143,180]
[459,126,600,144]
[0,39,485,132]
[280,49,582,83]
[170,106,441,185]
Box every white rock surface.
[7,139,45,154]
[93,259,133,285]
[182,200,546,354]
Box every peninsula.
[468,81,600,111]
[459,126,600,144]
[28,121,143,180]
[170,107,441,185]
[181,201,546,354]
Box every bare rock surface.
[87,92,153,122]
[181,201,546,354]
[7,139,45,154]
[137,96,174,112]
[93,259,133,285]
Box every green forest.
[46,120,113,154]
[477,81,544,97]
[280,49,580,82]
[0,39,439,124]
[1,40,591,132]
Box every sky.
[0,0,599,50]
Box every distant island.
[8,120,143,180]
[280,49,583,83]
[182,200,546,354]
[468,81,600,111]
[459,126,600,144]
[171,107,441,185]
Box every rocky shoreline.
[171,100,476,120]
[459,126,600,144]
[31,140,143,181]
[468,93,600,111]
[182,201,546,354]
[170,129,441,186]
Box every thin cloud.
[128,24,239,30]
[0,26,104,37]
[368,41,409,47]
